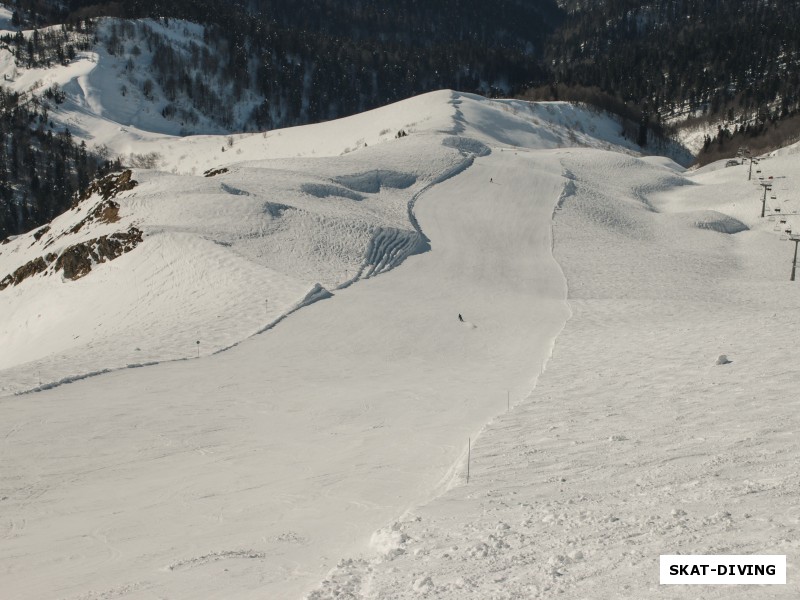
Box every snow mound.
[333,170,417,193]
[361,227,429,278]
[220,183,250,196]
[442,136,492,157]
[262,201,293,218]
[370,523,410,560]
[297,283,333,307]
[675,210,749,234]
[300,183,366,201]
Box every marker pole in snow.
[196,340,200,358]
[507,390,510,412]
[467,437,471,484]
[790,236,800,281]
[265,298,268,317]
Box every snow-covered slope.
[307,138,800,600]
[3,48,800,600]
[0,18,255,136]
[0,90,641,395]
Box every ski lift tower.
[790,234,800,282]
[748,157,758,181]
[760,182,772,217]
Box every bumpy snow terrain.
[2,21,800,600]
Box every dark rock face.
[1,171,144,291]
[1,228,143,290]
[72,170,138,208]
[54,228,144,281]
[33,225,51,241]
[70,199,121,234]
[0,256,51,290]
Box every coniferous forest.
[0,88,117,238]
[1,0,799,238]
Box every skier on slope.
[458,314,464,322]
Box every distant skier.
[458,313,464,322]
[490,177,493,183]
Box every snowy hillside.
[0,89,642,395]
[309,145,800,599]
[0,17,263,136]
[2,78,800,600]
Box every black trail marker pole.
[791,236,800,282]
[196,340,200,358]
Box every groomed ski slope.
[307,148,800,599]
[0,92,619,599]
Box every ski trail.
[305,148,572,599]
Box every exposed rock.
[0,255,53,290]
[33,225,51,241]
[92,200,121,224]
[204,167,229,177]
[1,227,144,291]
[54,227,143,280]
[70,199,120,234]
[71,170,138,208]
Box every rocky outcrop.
[33,225,51,241]
[54,227,143,280]
[1,171,142,291]
[70,199,121,234]
[1,227,143,290]
[0,255,53,290]
[72,170,138,208]
[204,167,229,177]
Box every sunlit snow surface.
[2,28,800,599]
